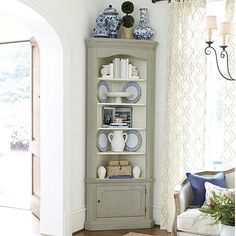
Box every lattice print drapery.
[160,0,236,231]
[160,0,207,231]
[223,0,236,169]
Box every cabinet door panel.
[97,185,145,218]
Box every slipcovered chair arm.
[171,181,193,236]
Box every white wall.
[0,0,170,234]
[0,1,66,235]
[25,0,169,232]
[85,0,170,225]
[67,0,170,229]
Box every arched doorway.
[0,1,70,235]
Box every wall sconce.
[205,16,235,81]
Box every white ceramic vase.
[132,166,141,178]
[97,166,106,179]
[108,131,128,152]
[219,224,235,236]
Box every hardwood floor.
[74,225,170,236]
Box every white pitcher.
[108,131,128,152]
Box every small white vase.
[108,131,128,152]
[219,224,235,236]
[132,166,141,178]
[97,166,106,179]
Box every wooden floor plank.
[73,225,170,236]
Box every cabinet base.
[85,219,155,231]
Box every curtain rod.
[152,0,220,3]
[152,0,188,3]
[0,39,31,45]
[152,0,168,2]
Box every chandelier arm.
[220,47,235,81]
[205,43,234,81]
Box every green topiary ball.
[122,15,135,28]
[121,1,134,15]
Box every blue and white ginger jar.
[103,5,121,38]
[133,8,154,40]
[93,14,110,38]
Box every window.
[205,0,235,170]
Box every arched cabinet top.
[86,38,158,59]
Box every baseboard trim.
[72,207,86,233]
[85,219,154,231]
[153,204,161,225]
[72,206,160,233]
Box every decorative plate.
[125,130,142,152]
[122,82,142,103]
[97,130,109,152]
[97,81,110,103]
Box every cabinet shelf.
[97,152,145,155]
[98,127,145,131]
[86,177,153,184]
[96,177,145,181]
[98,77,146,82]
[98,102,146,106]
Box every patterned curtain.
[222,0,236,168]
[160,0,207,231]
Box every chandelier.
[206,16,235,81]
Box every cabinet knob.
[97,200,100,203]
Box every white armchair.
[171,168,235,236]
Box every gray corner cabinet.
[85,38,157,230]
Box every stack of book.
[109,122,128,128]
[112,58,130,79]
[101,58,140,79]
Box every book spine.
[109,63,113,77]
[128,64,132,79]
[118,58,121,78]
[121,59,125,79]
[125,59,129,79]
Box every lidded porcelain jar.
[103,5,121,38]
[93,14,110,38]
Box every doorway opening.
[0,41,32,210]
[0,1,68,235]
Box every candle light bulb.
[220,22,230,46]
[206,16,217,41]
[220,22,230,34]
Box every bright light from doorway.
[0,42,31,209]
